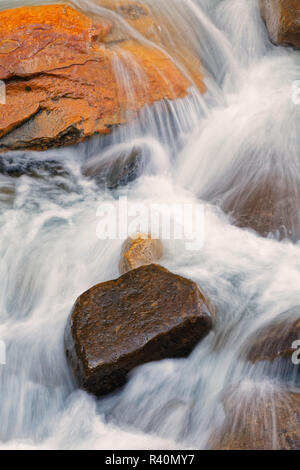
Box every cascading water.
[0,0,299,450]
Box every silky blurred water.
[0,0,299,449]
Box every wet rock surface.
[260,0,300,49]
[0,154,70,179]
[218,169,300,240]
[244,308,300,364]
[119,234,163,274]
[82,148,144,189]
[211,385,300,450]
[65,264,214,396]
[0,4,192,153]
[99,0,206,93]
[0,4,112,79]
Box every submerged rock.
[0,155,70,179]
[119,234,163,274]
[99,0,206,93]
[65,264,214,396]
[211,385,300,450]
[0,4,192,153]
[0,4,112,79]
[260,0,300,48]
[244,308,300,364]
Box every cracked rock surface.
[0,3,195,152]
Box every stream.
[0,0,299,449]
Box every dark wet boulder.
[260,0,300,49]
[65,264,214,396]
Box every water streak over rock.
[244,308,300,364]
[211,385,300,450]
[260,0,300,48]
[119,234,163,274]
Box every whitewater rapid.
[0,0,299,449]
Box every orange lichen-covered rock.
[244,308,300,364]
[0,4,192,152]
[220,172,300,240]
[119,234,163,274]
[98,0,206,93]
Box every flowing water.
[0,0,299,449]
